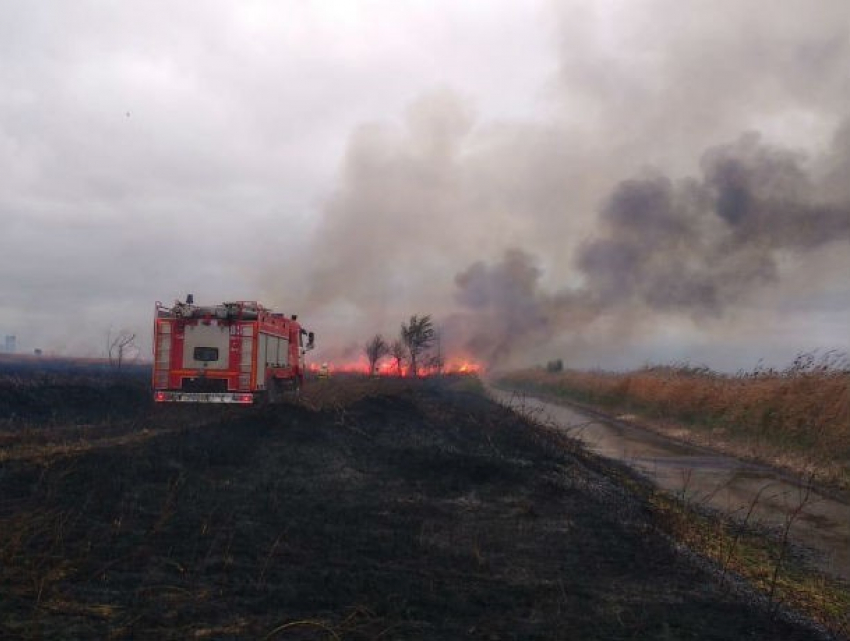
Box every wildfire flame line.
[308,356,483,377]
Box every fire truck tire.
[265,379,280,405]
[263,377,301,404]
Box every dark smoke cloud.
[576,131,850,314]
[446,250,594,364]
[450,126,850,365]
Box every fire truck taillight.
[154,391,166,402]
[235,393,253,404]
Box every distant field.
[496,353,850,490]
[0,368,836,639]
[0,353,149,371]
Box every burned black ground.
[0,374,828,639]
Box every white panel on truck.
[183,324,230,369]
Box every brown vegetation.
[497,352,850,489]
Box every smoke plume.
[256,1,850,369]
[577,132,850,312]
[446,250,593,365]
[447,127,850,365]
[272,108,850,368]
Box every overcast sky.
[1,0,848,370]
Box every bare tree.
[401,314,435,377]
[107,329,138,369]
[364,334,389,375]
[390,339,406,376]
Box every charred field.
[0,367,835,639]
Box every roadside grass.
[523,426,850,638]
[488,368,850,638]
[496,351,850,490]
[648,485,850,636]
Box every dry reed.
[499,351,850,487]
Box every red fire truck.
[152,296,314,404]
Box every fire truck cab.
[152,297,314,404]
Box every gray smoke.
[256,1,850,369]
[450,127,850,364]
[446,250,595,365]
[281,112,850,367]
[577,131,850,313]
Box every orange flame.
[309,355,483,377]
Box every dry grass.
[300,373,415,410]
[498,351,850,489]
[647,485,850,636]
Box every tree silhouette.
[107,329,137,369]
[401,314,435,377]
[390,339,406,376]
[364,334,389,375]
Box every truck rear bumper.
[154,391,255,404]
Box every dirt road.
[489,386,850,582]
[0,376,828,639]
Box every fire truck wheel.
[265,379,280,405]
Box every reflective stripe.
[154,391,254,404]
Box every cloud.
[2,1,849,369]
